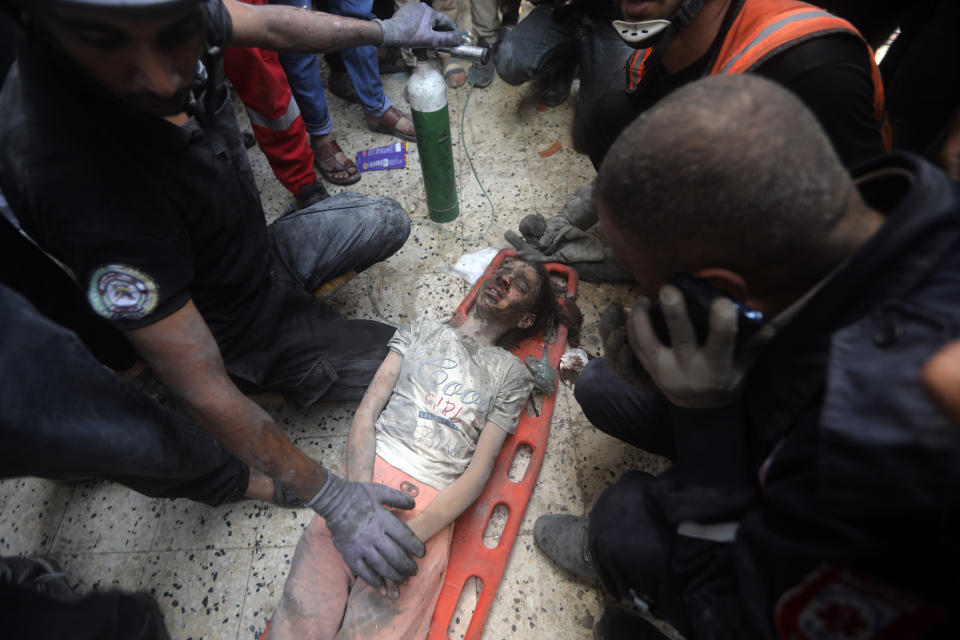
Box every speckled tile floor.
[0,4,675,638]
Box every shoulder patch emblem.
[88,264,160,320]
[775,565,943,640]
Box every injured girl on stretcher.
[267,257,567,640]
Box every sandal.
[366,105,417,143]
[442,56,467,89]
[311,136,361,186]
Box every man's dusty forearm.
[126,301,329,503]
[232,3,383,53]
[187,389,328,500]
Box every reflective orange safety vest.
[625,0,892,148]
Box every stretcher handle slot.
[482,503,510,549]
[447,576,483,639]
[507,443,533,483]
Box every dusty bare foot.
[441,54,466,89]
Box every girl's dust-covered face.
[476,259,540,324]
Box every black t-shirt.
[754,33,885,170]
[0,0,270,358]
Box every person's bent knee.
[376,197,411,252]
[588,472,666,597]
[495,39,530,86]
[574,357,611,419]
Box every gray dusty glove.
[558,182,597,230]
[626,286,775,408]
[505,222,632,282]
[598,302,654,388]
[306,472,425,589]
[505,214,605,263]
[575,248,634,283]
[376,2,460,49]
[503,182,610,268]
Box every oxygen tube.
[407,45,490,223]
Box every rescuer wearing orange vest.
[582,0,889,168]
[504,0,893,281]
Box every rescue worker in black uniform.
[0,0,462,599]
[536,75,960,639]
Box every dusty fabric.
[469,0,499,41]
[375,317,534,489]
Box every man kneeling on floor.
[536,75,960,638]
[0,0,460,594]
[267,257,578,640]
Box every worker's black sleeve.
[756,32,887,169]
[0,215,138,371]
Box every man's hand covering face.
[627,285,775,408]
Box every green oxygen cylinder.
[408,58,459,222]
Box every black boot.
[594,605,671,640]
[538,65,576,107]
[533,514,599,578]
[328,71,361,104]
[294,180,330,210]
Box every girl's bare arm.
[347,351,403,483]
[405,421,510,543]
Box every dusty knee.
[573,357,610,412]
[495,40,528,86]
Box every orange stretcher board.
[428,249,578,639]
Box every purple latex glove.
[306,472,425,589]
[375,2,460,49]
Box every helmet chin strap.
[612,0,704,48]
[611,19,672,48]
